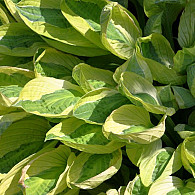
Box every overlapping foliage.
[0,0,195,194]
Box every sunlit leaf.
[140,146,182,186]
[72,63,116,93]
[100,2,142,59]
[148,176,195,195]
[172,86,195,109]
[136,34,186,85]
[178,0,195,48]
[34,47,82,80]
[124,175,150,195]
[103,104,166,144]
[19,145,71,195]
[119,72,175,115]
[46,117,124,154]
[0,23,47,57]
[113,52,152,83]
[126,139,162,166]
[73,87,130,124]
[14,77,84,117]
[181,136,195,177]
[67,149,122,189]
[16,0,109,57]
[0,112,51,173]
[61,0,108,49]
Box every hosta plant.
[0,0,195,194]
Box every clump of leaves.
[0,0,195,194]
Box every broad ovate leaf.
[124,175,150,195]
[126,139,162,166]
[45,117,124,154]
[0,141,57,194]
[143,0,185,48]
[0,112,51,173]
[19,145,71,195]
[47,152,79,195]
[144,13,163,36]
[187,64,195,97]
[156,85,178,111]
[148,176,183,195]
[67,149,122,189]
[16,0,109,57]
[178,0,195,48]
[103,104,166,144]
[113,52,152,83]
[0,154,38,194]
[148,176,195,195]
[73,88,130,124]
[0,23,47,57]
[0,54,33,70]
[136,34,186,85]
[34,48,82,80]
[138,33,175,68]
[140,146,182,186]
[143,0,186,18]
[0,66,34,87]
[181,135,195,177]
[14,77,84,117]
[100,2,142,59]
[72,63,116,93]
[173,46,195,74]
[119,72,175,115]
[172,86,195,109]
[61,0,108,49]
